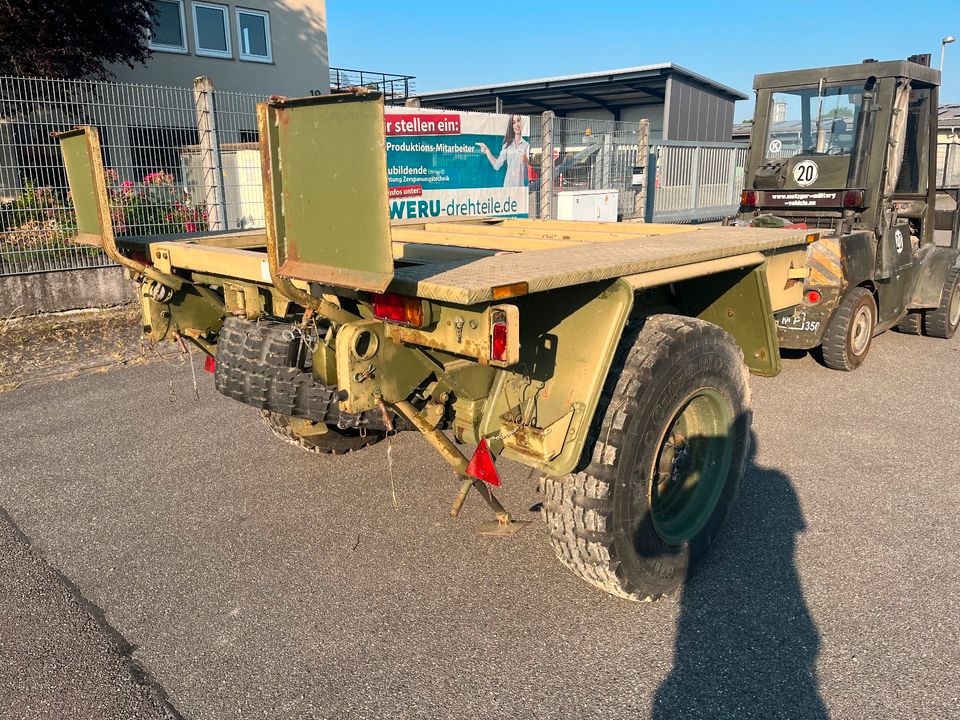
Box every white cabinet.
[556,189,619,222]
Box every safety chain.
[487,416,525,442]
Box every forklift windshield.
[763,85,865,160]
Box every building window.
[236,8,272,63]
[192,2,232,59]
[149,0,187,53]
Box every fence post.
[944,143,951,187]
[689,146,701,211]
[193,76,227,231]
[539,111,555,220]
[644,146,659,222]
[600,131,613,189]
[726,147,740,205]
[634,119,649,221]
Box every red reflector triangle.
[466,438,500,487]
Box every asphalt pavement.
[0,326,958,719]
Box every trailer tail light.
[492,316,508,361]
[489,305,520,367]
[372,293,424,327]
[843,190,865,208]
[204,355,216,373]
[741,189,758,208]
[805,290,822,305]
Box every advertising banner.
[385,108,530,223]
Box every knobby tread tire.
[821,287,875,371]
[540,314,751,602]
[259,411,383,455]
[925,267,960,339]
[213,316,397,433]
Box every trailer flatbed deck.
[142,220,813,306]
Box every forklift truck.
[736,54,960,370]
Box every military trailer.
[736,54,960,369]
[56,88,850,601]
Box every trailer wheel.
[540,315,751,601]
[821,287,876,371]
[925,267,960,339]
[260,411,383,455]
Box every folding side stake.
[392,401,530,536]
[56,127,183,292]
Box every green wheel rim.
[649,388,735,545]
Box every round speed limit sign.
[793,160,819,187]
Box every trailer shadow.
[652,432,828,719]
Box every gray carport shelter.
[415,63,747,142]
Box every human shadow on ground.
[652,433,828,720]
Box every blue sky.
[327,1,960,122]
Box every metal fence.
[328,67,416,105]
[646,141,750,223]
[536,115,644,221]
[938,142,960,187]
[0,75,263,276]
[11,74,956,280]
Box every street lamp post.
[941,35,956,73]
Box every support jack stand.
[455,476,531,537]
[392,400,530,538]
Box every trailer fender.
[477,280,634,477]
[674,264,783,377]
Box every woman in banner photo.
[476,114,529,187]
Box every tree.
[824,106,854,119]
[0,0,153,79]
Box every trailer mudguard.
[478,279,634,477]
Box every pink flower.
[121,179,134,189]
[185,222,197,232]
[144,171,174,186]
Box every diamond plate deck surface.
[390,226,815,304]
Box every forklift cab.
[739,55,960,370]
[742,55,953,246]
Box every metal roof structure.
[940,104,960,128]
[415,63,747,116]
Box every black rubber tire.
[259,411,383,455]
[821,287,876,371]
[925,267,960,339]
[895,311,924,335]
[214,316,398,432]
[540,314,751,602]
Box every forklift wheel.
[895,311,923,335]
[925,267,960,339]
[821,287,876,371]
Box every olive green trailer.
[58,92,817,601]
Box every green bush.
[0,182,76,247]
[1,171,208,251]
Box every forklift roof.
[753,59,940,91]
